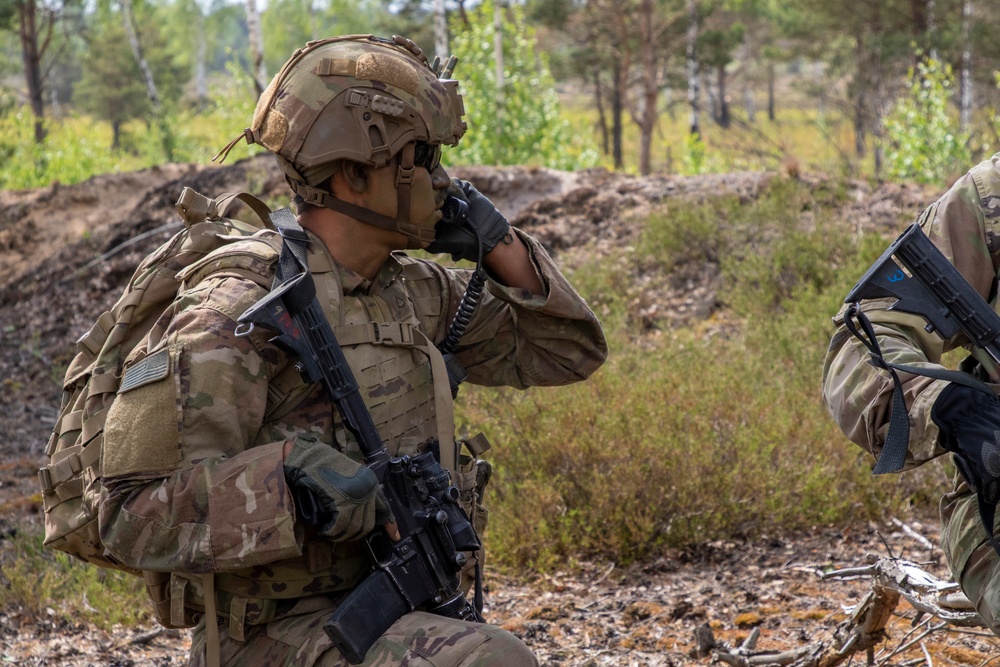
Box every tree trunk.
[246,0,267,97]
[741,36,754,122]
[433,0,448,59]
[871,4,884,178]
[121,0,159,110]
[121,0,174,160]
[704,71,718,124]
[112,119,122,150]
[960,0,972,129]
[638,0,658,175]
[593,69,609,156]
[767,61,775,121]
[493,0,505,164]
[853,36,867,159]
[685,0,700,136]
[17,0,48,143]
[194,5,207,110]
[611,55,624,170]
[717,63,729,129]
[926,0,937,61]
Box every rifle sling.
[845,303,1000,557]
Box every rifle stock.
[846,223,1000,365]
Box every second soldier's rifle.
[844,222,1000,556]
[235,209,482,664]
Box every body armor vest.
[154,233,489,640]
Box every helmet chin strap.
[286,142,434,249]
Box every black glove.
[283,437,393,542]
[931,383,1000,504]
[426,179,511,263]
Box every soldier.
[96,35,607,666]
[823,153,1000,637]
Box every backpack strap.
[215,192,278,231]
[176,187,277,233]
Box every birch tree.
[246,0,266,96]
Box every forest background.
[2,0,1000,635]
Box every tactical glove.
[426,179,511,263]
[283,437,393,542]
[931,383,1000,505]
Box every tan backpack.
[38,188,280,573]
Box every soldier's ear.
[336,161,370,194]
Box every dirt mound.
[0,158,935,480]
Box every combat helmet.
[216,34,467,247]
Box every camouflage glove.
[931,383,1000,504]
[426,179,511,263]
[283,437,393,542]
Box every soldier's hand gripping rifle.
[235,210,483,664]
[844,222,1000,557]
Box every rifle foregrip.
[324,569,410,664]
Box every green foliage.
[0,54,265,189]
[446,0,598,170]
[0,526,148,630]
[464,179,927,570]
[884,56,971,186]
[73,20,153,147]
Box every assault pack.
[38,188,280,573]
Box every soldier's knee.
[471,626,538,667]
[958,543,1000,637]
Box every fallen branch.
[713,556,986,667]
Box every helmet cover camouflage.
[247,34,465,184]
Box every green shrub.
[884,55,971,186]
[463,179,936,570]
[0,527,148,630]
[446,0,599,170]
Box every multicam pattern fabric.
[189,601,538,667]
[822,152,1000,637]
[98,226,606,664]
[250,35,466,172]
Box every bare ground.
[2,157,994,665]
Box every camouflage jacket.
[823,153,1000,470]
[97,226,606,615]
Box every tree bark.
[685,0,700,136]
[120,0,159,109]
[926,0,937,61]
[853,34,867,159]
[611,54,623,170]
[637,0,659,175]
[767,61,775,121]
[246,0,266,97]
[960,0,972,129]
[194,4,207,110]
[433,0,448,60]
[717,63,729,128]
[593,69,609,156]
[493,0,505,164]
[16,0,51,143]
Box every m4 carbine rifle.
[845,222,1000,556]
[236,209,482,664]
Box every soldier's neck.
[299,208,399,280]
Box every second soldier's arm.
[823,160,1000,469]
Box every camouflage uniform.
[822,153,1000,636]
[97,224,607,665]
